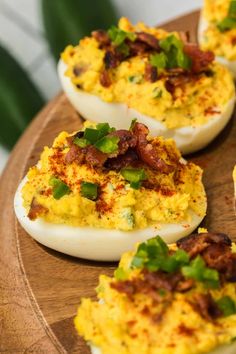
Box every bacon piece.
[184,44,215,73]
[132,122,175,174]
[177,232,232,258]
[28,198,48,220]
[108,130,137,158]
[92,30,111,46]
[65,144,85,164]
[85,145,108,167]
[104,49,121,69]
[136,32,160,50]
[105,149,138,170]
[165,75,192,94]
[177,232,236,281]
[128,40,150,55]
[190,293,222,321]
[144,63,158,82]
[100,70,112,87]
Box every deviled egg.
[199,0,236,77]
[14,121,206,261]
[75,232,236,354]
[59,17,235,155]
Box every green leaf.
[74,137,90,148]
[217,296,236,317]
[42,0,118,61]
[81,181,98,200]
[49,177,71,199]
[0,45,44,149]
[95,136,119,153]
[150,52,167,69]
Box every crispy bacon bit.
[144,63,158,82]
[183,44,215,74]
[136,32,160,50]
[132,122,175,174]
[177,232,232,258]
[105,149,138,170]
[65,144,85,164]
[28,198,48,220]
[85,145,108,167]
[100,70,112,87]
[104,50,121,69]
[128,40,149,56]
[108,130,137,157]
[92,30,111,46]
[190,293,222,321]
[177,232,236,281]
[165,74,192,94]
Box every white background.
[0,0,203,173]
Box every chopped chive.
[95,136,119,154]
[49,177,71,200]
[128,75,143,84]
[114,267,128,280]
[74,137,90,148]
[129,118,137,130]
[81,181,98,201]
[121,168,146,189]
[152,87,163,99]
[108,26,136,46]
[84,128,101,144]
[150,52,167,69]
[217,296,236,317]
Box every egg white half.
[198,14,236,78]
[14,175,205,261]
[58,59,235,155]
[90,342,236,354]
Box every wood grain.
[1,10,236,353]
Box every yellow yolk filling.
[201,0,236,61]
[21,130,206,231]
[61,17,235,129]
[75,248,236,354]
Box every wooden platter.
[1,10,236,353]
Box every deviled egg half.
[199,0,236,77]
[14,121,206,261]
[58,17,235,155]
[75,232,236,354]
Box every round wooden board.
[1,10,236,353]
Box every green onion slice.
[49,177,71,200]
[81,181,98,201]
[121,168,146,189]
[95,136,119,154]
[217,296,236,317]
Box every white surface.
[59,59,235,155]
[14,175,205,261]
[0,0,203,172]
